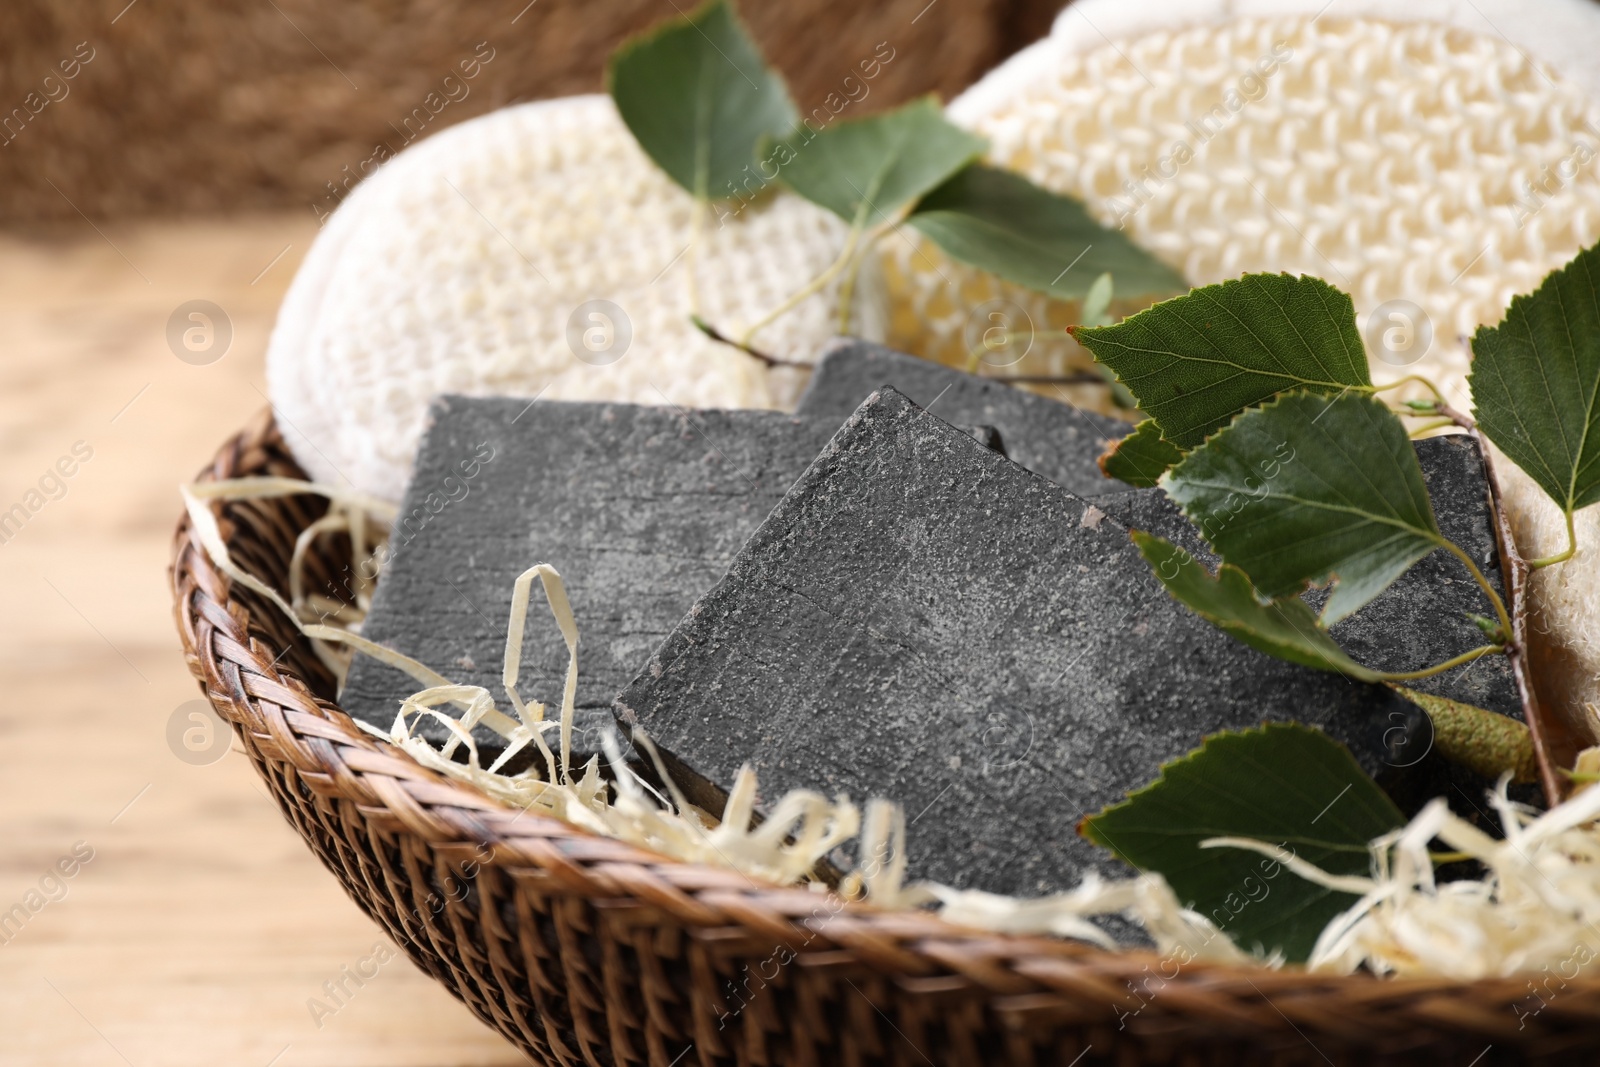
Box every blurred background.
[0,1,1061,1064]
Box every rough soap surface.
[339,395,862,765]
[266,95,886,502]
[1092,433,1520,718]
[796,338,1133,496]
[615,389,1498,897]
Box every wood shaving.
[1205,774,1600,978]
[183,476,1600,976]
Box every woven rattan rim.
[169,410,1600,1065]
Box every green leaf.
[908,164,1186,300]
[1164,392,1443,626]
[1389,686,1536,783]
[1132,533,1382,681]
[1099,420,1184,488]
[607,0,797,200]
[765,96,985,227]
[1074,273,1371,448]
[1081,723,1403,962]
[1470,240,1600,517]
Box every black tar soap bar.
[615,389,1479,897]
[796,338,1133,495]
[1090,433,1519,717]
[341,396,895,769]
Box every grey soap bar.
[614,389,1495,897]
[796,337,1133,495]
[1090,433,1520,718]
[341,396,879,771]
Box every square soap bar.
[340,396,887,769]
[615,389,1505,896]
[796,338,1133,495]
[1091,433,1519,719]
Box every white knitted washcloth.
[267,94,885,504]
[884,0,1600,739]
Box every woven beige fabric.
[885,5,1600,737]
[267,94,884,503]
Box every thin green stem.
[964,329,1052,373]
[835,223,890,335]
[684,199,705,318]
[985,372,1116,385]
[835,245,865,336]
[1527,509,1577,569]
[1375,644,1503,682]
[1406,417,1456,437]
[742,221,863,347]
[1440,537,1514,639]
[1373,374,1450,409]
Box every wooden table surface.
[0,216,526,1066]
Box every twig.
[1435,402,1476,431]
[1429,399,1574,802]
[1474,425,1580,806]
[691,316,812,368]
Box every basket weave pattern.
[170,413,1600,1066]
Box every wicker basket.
[171,411,1600,1066]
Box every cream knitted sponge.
[888,1,1600,394]
[883,0,1600,737]
[267,94,882,503]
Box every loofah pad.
[267,94,884,503]
[887,3,1600,394]
[884,0,1600,738]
